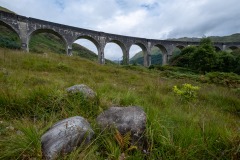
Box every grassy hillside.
[131,47,161,61]
[72,43,113,64]
[0,48,239,159]
[210,33,240,42]
[130,47,181,65]
[130,47,163,65]
[131,54,163,65]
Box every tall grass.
[0,48,239,159]
[0,120,43,159]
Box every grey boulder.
[96,106,146,141]
[66,84,96,98]
[41,116,94,160]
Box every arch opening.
[0,20,21,49]
[175,45,185,50]
[214,46,221,52]
[173,47,182,56]
[154,44,168,65]
[129,44,146,66]
[74,35,100,50]
[29,29,66,54]
[225,46,239,53]
[173,46,184,58]
[105,40,125,64]
[73,38,98,61]
[150,46,163,65]
[228,46,238,51]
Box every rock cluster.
[41,84,147,159]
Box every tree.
[231,49,240,74]
[169,38,240,74]
[190,38,217,73]
[215,51,235,72]
[170,46,196,67]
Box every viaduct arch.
[1,10,240,66]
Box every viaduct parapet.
[1,10,240,66]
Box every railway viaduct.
[1,10,240,66]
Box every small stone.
[16,130,23,135]
[119,153,126,160]
[41,116,94,160]
[66,84,96,99]
[6,125,14,131]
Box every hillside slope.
[130,47,181,65]
[0,48,239,159]
[130,47,163,65]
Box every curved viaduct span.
[1,10,240,66]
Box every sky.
[1,0,240,60]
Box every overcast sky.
[1,0,240,60]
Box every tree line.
[170,38,240,74]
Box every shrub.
[0,37,21,49]
[205,72,240,88]
[173,83,200,102]
[56,62,73,72]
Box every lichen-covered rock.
[66,84,96,98]
[41,116,94,160]
[96,106,146,141]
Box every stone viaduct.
[1,10,240,66]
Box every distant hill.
[0,6,114,64]
[130,33,240,65]
[168,33,240,42]
[130,47,163,65]
[208,33,240,42]
[130,47,181,65]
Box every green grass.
[0,120,43,159]
[0,48,240,159]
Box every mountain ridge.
[167,33,240,42]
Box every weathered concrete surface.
[96,106,146,142]
[41,116,94,160]
[1,10,240,66]
[66,84,96,99]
